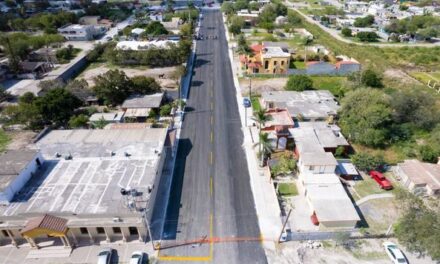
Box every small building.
[298,152,338,174]
[18,61,52,79]
[395,160,440,197]
[301,173,360,229]
[89,112,125,124]
[58,24,95,41]
[131,28,146,36]
[260,91,339,121]
[337,161,359,180]
[275,16,288,26]
[122,93,165,122]
[237,9,260,26]
[28,47,59,64]
[0,150,43,205]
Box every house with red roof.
[240,43,291,75]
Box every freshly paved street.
[159,9,267,263]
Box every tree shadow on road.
[161,138,193,240]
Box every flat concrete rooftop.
[1,157,156,217]
[35,128,167,159]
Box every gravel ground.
[265,239,435,264]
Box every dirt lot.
[238,77,287,95]
[79,64,179,89]
[266,239,435,264]
[3,130,37,150]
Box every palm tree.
[259,132,273,166]
[252,108,271,131]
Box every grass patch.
[353,176,391,200]
[311,76,346,95]
[278,182,298,196]
[409,71,440,85]
[350,249,388,260]
[292,60,306,69]
[251,96,262,111]
[0,130,10,153]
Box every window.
[1,230,8,237]
[96,227,105,234]
[129,227,138,236]
[281,61,285,66]
[274,61,277,66]
[264,61,269,69]
[112,227,121,234]
[309,166,315,171]
[80,227,88,234]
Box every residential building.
[28,47,60,64]
[0,150,43,205]
[236,9,260,26]
[121,93,165,122]
[240,43,291,75]
[18,61,52,79]
[395,160,440,197]
[260,108,295,150]
[58,24,95,41]
[260,91,339,121]
[79,16,114,29]
[344,1,368,13]
[291,121,359,229]
[300,173,360,229]
[0,128,169,248]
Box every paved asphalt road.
[159,10,267,264]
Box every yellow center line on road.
[211,116,213,125]
[210,131,213,143]
[210,151,213,165]
[210,176,213,197]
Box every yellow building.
[240,43,291,75]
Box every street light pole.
[278,208,292,243]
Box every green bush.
[285,75,314,91]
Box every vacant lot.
[78,63,179,89]
[0,129,10,152]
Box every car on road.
[129,251,147,264]
[243,97,251,108]
[383,242,408,263]
[97,248,113,264]
[369,170,393,190]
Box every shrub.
[285,75,313,91]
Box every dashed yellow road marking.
[210,131,213,143]
[211,116,213,125]
[210,176,213,196]
[210,151,213,164]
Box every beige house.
[395,160,440,196]
[0,128,169,248]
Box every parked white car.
[129,251,146,264]
[383,242,408,264]
[97,248,113,264]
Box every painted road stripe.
[210,131,213,143]
[210,176,213,196]
[210,151,213,164]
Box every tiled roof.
[21,214,68,235]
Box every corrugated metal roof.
[21,214,67,235]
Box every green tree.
[229,15,245,35]
[69,114,89,128]
[131,76,161,95]
[391,90,438,130]
[92,69,132,105]
[341,27,352,37]
[92,117,109,129]
[357,32,379,42]
[351,152,384,172]
[418,145,439,163]
[34,89,82,126]
[394,190,440,261]
[65,79,93,103]
[285,75,314,91]
[361,69,383,88]
[287,10,302,25]
[339,88,392,147]
[160,104,172,116]
[145,21,168,36]
[353,15,375,27]
[221,2,235,14]
[252,108,271,131]
[19,92,36,104]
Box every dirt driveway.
[238,77,287,96]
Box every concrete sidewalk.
[223,15,283,251]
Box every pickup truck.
[369,170,393,190]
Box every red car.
[369,170,393,190]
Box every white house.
[58,24,95,41]
[0,150,43,205]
